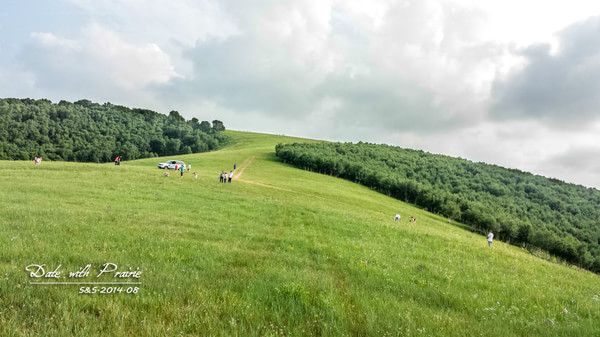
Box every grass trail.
[234,156,256,179]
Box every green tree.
[212,120,225,132]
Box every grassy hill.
[274,142,600,271]
[1,130,599,336]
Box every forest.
[276,142,600,273]
[0,98,227,162]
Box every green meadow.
[1,130,599,336]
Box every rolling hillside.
[1,131,599,336]
[275,142,600,271]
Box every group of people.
[161,162,235,183]
[163,165,195,178]
[393,212,495,248]
[33,156,43,166]
[81,153,236,183]
[394,213,417,223]
[163,162,236,182]
[219,170,233,183]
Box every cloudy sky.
[2,0,600,187]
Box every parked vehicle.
[157,160,186,170]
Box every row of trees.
[0,98,228,162]
[276,142,600,273]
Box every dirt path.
[233,155,293,192]
[237,178,294,192]
[234,156,255,179]
[232,155,327,198]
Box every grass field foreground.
[1,130,599,336]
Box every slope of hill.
[276,142,600,272]
[0,98,227,162]
[1,131,599,336]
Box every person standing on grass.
[228,171,233,183]
[179,163,185,177]
[234,163,237,170]
[187,163,191,172]
[487,231,494,248]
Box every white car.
[157,160,186,170]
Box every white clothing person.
[487,232,494,247]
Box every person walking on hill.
[219,171,225,183]
[228,171,233,183]
[234,163,237,170]
[179,163,185,177]
[114,155,121,165]
[187,163,191,172]
[487,232,494,248]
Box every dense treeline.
[276,142,600,272]
[0,98,228,162]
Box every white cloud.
[25,24,177,96]
[491,16,600,125]
[30,32,79,50]
[65,0,239,76]
[160,0,507,135]
[67,0,237,47]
